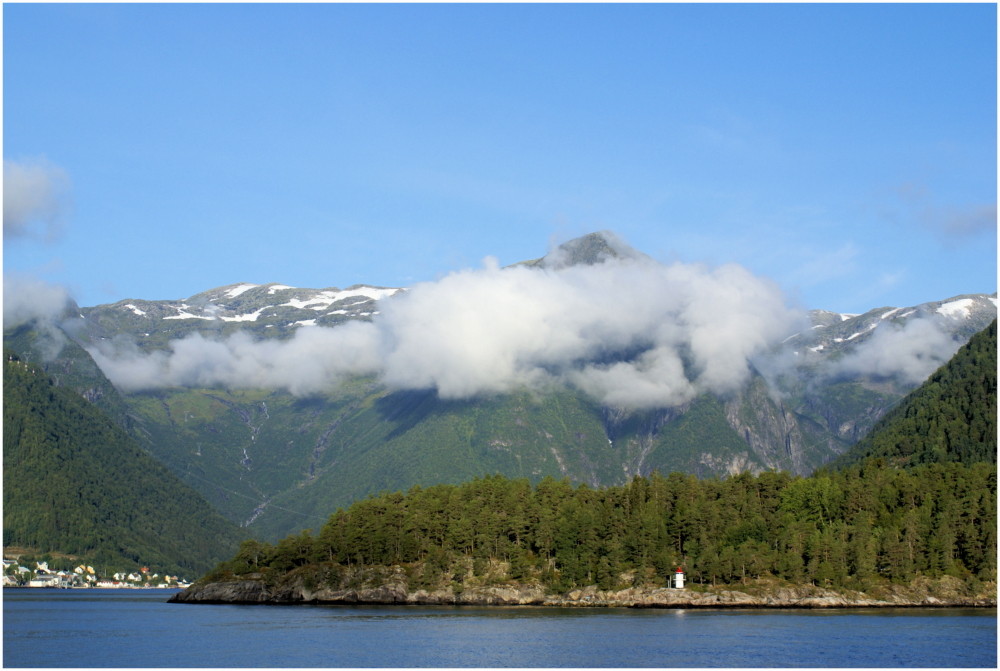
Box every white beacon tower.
[673,567,685,589]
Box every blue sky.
[4,3,996,314]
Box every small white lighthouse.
[673,567,685,589]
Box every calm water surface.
[3,588,996,668]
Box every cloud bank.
[4,273,73,328]
[3,158,71,242]
[89,322,382,397]
[831,317,963,385]
[87,254,807,409]
[3,273,75,361]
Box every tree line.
[216,460,996,592]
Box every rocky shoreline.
[169,573,996,609]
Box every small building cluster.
[3,559,189,589]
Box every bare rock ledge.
[169,576,996,609]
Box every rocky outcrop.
[170,574,996,609]
[169,579,551,606]
[170,577,272,603]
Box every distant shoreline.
[4,585,184,591]
[169,575,997,609]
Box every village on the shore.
[3,558,192,589]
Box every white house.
[28,575,60,588]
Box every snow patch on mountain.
[281,287,402,311]
[225,284,259,298]
[937,298,976,319]
[220,307,268,322]
[163,305,215,321]
[837,322,879,342]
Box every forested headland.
[194,461,994,598]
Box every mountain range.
[5,232,996,541]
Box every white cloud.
[832,317,961,385]
[88,321,382,396]
[87,251,807,409]
[3,273,73,328]
[3,273,75,361]
[569,346,695,409]
[3,158,71,242]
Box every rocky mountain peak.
[516,231,648,270]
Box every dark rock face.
[168,579,271,604]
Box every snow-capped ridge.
[787,293,996,354]
[96,282,405,333]
[787,294,997,357]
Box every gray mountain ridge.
[74,229,997,362]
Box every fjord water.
[3,589,995,668]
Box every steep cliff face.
[725,378,805,471]
[600,404,686,478]
[796,381,895,444]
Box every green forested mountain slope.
[4,320,135,430]
[130,382,824,541]
[831,319,997,470]
[3,352,245,576]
